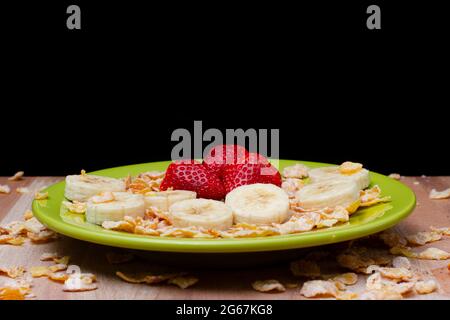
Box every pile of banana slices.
[62,162,390,238]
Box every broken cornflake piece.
[63,273,97,292]
[168,276,199,289]
[8,171,24,181]
[429,188,450,200]
[390,246,418,258]
[0,185,11,194]
[300,280,339,298]
[40,252,60,261]
[30,266,50,277]
[62,200,87,214]
[415,280,437,294]
[339,162,363,174]
[141,171,165,180]
[366,272,414,295]
[392,256,411,269]
[48,272,69,283]
[23,210,34,220]
[16,187,30,194]
[102,220,135,233]
[24,217,46,234]
[0,287,26,300]
[281,178,304,197]
[337,247,392,273]
[359,185,391,207]
[252,280,286,293]
[359,289,403,300]
[406,230,442,246]
[0,266,25,278]
[34,191,49,200]
[331,273,358,286]
[379,229,408,248]
[116,271,184,284]
[2,236,26,246]
[106,252,134,264]
[282,164,309,179]
[290,259,321,278]
[49,264,68,272]
[275,215,316,234]
[430,226,450,236]
[91,191,115,204]
[54,256,70,265]
[377,267,413,281]
[27,230,58,243]
[388,173,401,180]
[417,247,450,260]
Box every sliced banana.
[65,174,126,202]
[168,198,233,230]
[294,179,360,210]
[144,190,197,212]
[225,183,290,225]
[86,192,145,225]
[308,166,370,190]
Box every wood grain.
[1,176,449,300]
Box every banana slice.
[308,166,370,190]
[65,174,126,202]
[86,192,145,225]
[294,179,359,210]
[225,183,290,225]
[168,199,233,230]
[144,190,197,212]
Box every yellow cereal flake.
[282,164,309,179]
[388,173,401,180]
[62,200,87,214]
[0,266,25,278]
[27,230,58,243]
[91,191,115,204]
[290,260,321,278]
[430,226,450,236]
[414,280,437,294]
[0,287,26,300]
[359,185,391,207]
[331,273,358,286]
[102,220,135,233]
[5,237,26,246]
[48,272,69,283]
[34,191,49,200]
[429,188,450,200]
[8,171,25,181]
[406,231,442,246]
[16,187,30,194]
[359,289,403,300]
[379,229,408,248]
[63,273,97,292]
[116,271,184,284]
[339,162,363,174]
[300,280,340,298]
[252,279,286,293]
[337,247,391,273]
[30,266,50,277]
[281,178,304,197]
[0,185,11,194]
[54,256,70,265]
[392,256,411,269]
[40,252,60,261]
[23,210,34,220]
[106,252,134,264]
[168,276,199,289]
[417,247,450,260]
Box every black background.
[1,1,449,176]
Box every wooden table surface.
[1,176,449,300]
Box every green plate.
[32,160,416,254]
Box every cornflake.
[379,229,408,248]
[430,226,450,236]
[339,162,363,174]
[168,276,199,289]
[8,171,24,181]
[290,260,321,278]
[337,247,391,273]
[360,185,391,207]
[252,280,286,293]
[48,272,69,283]
[62,201,87,214]
[27,230,58,243]
[365,272,414,295]
[388,173,401,180]
[281,178,304,197]
[40,252,60,261]
[0,185,11,194]
[106,252,134,264]
[282,164,309,179]
[331,273,358,286]
[359,289,403,300]
[34,191,49,200]
[0,287,26,300]
[390,246,418,258]
[0,266,25,278]
[16,187,30,194]
[300,280,339,298]
[30,266,50,277]
[392,256,411,269]
[414,280,437,294]
[406,230,442,246]
[102,220,135,233]
[63,273,97,292]
[91,191,115,204]
[429,188,450,200]
[116,271,184,284]
[23,210,34,220]
[275,214,317,235]
[417,247,450,260]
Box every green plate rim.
[32,160,416,253]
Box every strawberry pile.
[160,144,281,200]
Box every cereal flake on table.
[429,188,450,199]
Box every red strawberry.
[203,144,249,177]
[160,160,226,200]
[247,152,282,186]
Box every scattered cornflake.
[8,171,24,181]
[0,266,25,278]
[406,230,442,246]
[0,287,26,300]
[290,259,321,278]
[337,247,391,273]
[430,226,450,236]
[275,214,316,234]
[24,217,46,234]
[331,273,358,286]
[54,256,70,265]
[429,188,450,200]
[27,230,58,243]
[336,291,358,300]
[91,191,115,204]
[4,236,26,246]
[168,276,199,289]
[359,289,403,300]
[379,229,408,248]
[40,252,60,261]
[34,191,49,200]
[365,272,414,295]
[23,210,34,220]
[359,185,391,207]
[48,272,69,283]
[417,247,450,260]
[414,280,437,294]
[49,264,68,272]
[116,271,184,284]
[388,173,401,180]
[0,185,11,194]
[390,246,418,258]
[252,279,286,293]
[102,220,135,233]
[281,178,304,197]
[339,162,363,174]
[16,187,30,194]
[62,200,87,214]
[63,273,97,292]
[106,252,134,264]
[141,171,165,180]
[282,164,309,179]
[392,256,411,269]
[413,181,420,185]
[376,267,414,281]
[30,266,50,278]
[300,280,340,298]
